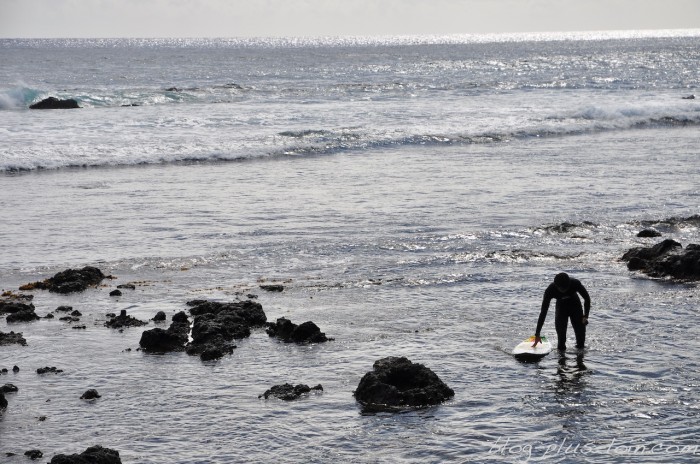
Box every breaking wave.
[0,85,44,110]
[2,106,700,172]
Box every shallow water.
[2,126,700,463]
[2,33,700,463]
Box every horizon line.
[3,27,700,43]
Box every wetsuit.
[535,278,590,350]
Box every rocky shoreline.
[622,239,700,281]
[2,216,699,460]
[1,266,341,460]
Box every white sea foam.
[1,34,698,171]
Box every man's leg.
[554,308,568,351]
[570,307,586,349]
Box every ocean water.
[1,31,700,463]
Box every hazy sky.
[1,0,699,38]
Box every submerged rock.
[24,450,43,460]
[198,345,231,361]
[37,367,63,375]
[638,215,700,230]
[29,97,80,109]
[21,266,106,294]
[1,384,18,393]
[539,221,597,234]
[0,331,27,346]
[80,389,101,400]
[0,291,33,302]
[105,310,148,329]
[260,284,284,292]
[354,357,455,412]
[637,228,662,238]
[0,301,35,315]
[6,308,40,323]
[260,383,323,400]
[622,239,700,281]
[49,445,121,464]
[266,317,330,344]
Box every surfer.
[532,272,590,351]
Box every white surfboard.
[513,336,552,361]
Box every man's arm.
[577,280,591,317]
[535,286,553,338]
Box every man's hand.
[582,316,588,326]
[532,336,542,347]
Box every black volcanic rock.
[622,239,700,281]
[37,367,63,375]
[190,312,251,344]
[172,311,189,323]
[1,384,18,393]
[152,311,167,322]
[0,301,35,315]
[539,221,597,234]
[29,97,80,109]
[0,390,6,409]
[638,215,700,229]
[0,331,27,346]
[266,317,330,344]
[259,383,323,400]
[142,299,269,360]
[184,299,266,360]
[24,450,43,460]
[354,357,455,412]
[6,308,40,323]
[186,300,267,326]
[260,284,284,292]
[622,239,681,262]
[199,345,228,361]
[49,445,121,464]
[105,310,147,329]
[637,228,662,238]
[21,266,106,294]
[139,321,189,353]
[80,389,101,400]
